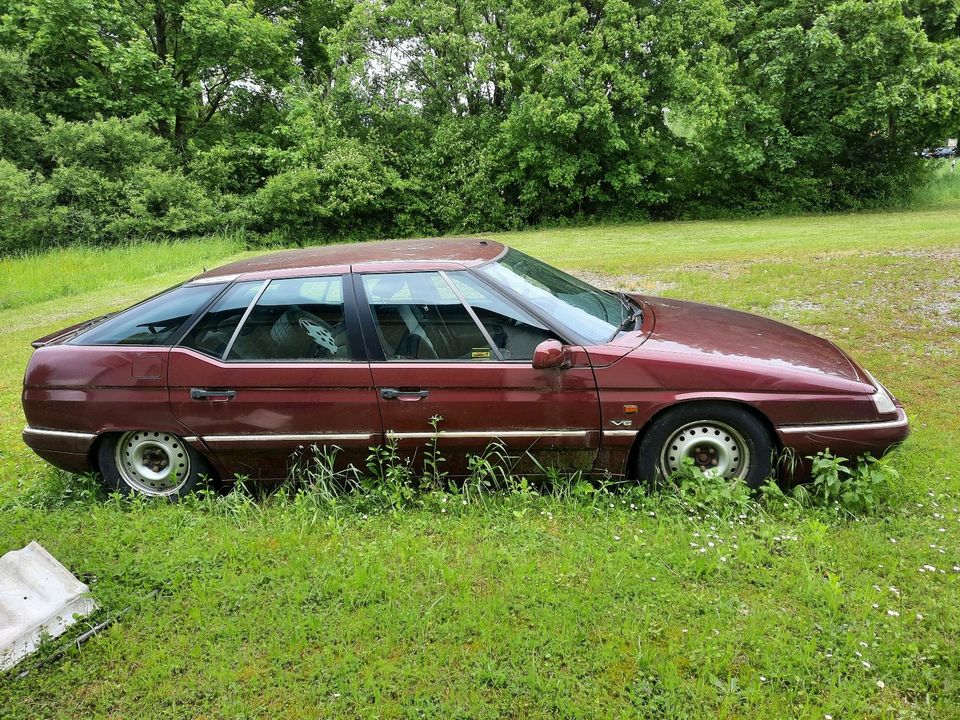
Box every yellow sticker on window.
[471,348,492,359]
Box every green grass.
[1,204,959,718]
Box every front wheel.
[636,403,775,489]
[97,431,212,498]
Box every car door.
[168,272,381,480]
[355,269,602,475]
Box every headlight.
[865,371,897,414]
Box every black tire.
[636,402,775,489]
[97,430,214,499]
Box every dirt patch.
[569,271,678,294]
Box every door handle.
[190,388,237,400]
[380,388,430,401]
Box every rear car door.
[168,272,381,480]
[355,270,601,475]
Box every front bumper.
[22,426,96,474]
[775,407,910,458]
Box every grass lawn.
[1,204,959,718]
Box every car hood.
[635,296,864,383]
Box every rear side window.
[71,284,224,347]
[228,276,351,361]
[180,281,262,358]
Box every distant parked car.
[22,239,909,497]
[923,147,955,159]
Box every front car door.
[168,272,381,480]
[354,270,601,475]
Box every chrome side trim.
[777,416,909,435]
[602,430,638,437]
[385,430,590,440]
[202,433,375,444]
[23,427,96,441]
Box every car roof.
[193,237,507,282]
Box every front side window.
[71,283,224,347]
[477,249,624,345]
[446,273,558,360]
[362,272,495,361]
[228,276,351,361]
[180,281,262,358]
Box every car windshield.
[477,249,627,345]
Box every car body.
[22,238,909,496]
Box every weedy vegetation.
[1,205,959,718]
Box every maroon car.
[22,238,909,497]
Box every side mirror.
[532,339,570,370]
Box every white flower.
[720,556,727,563]
[650,576,656,581]
[759,675,767,682]
[862,660,871,669]
[887,609,900,617]
[916,613,924,620]
[825,715,833,720]
[876,680,885,689]
[613,535,621,541]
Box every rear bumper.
[775,408,910,458]
[22,427,96,474]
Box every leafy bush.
[113,166,219,240]
[0,161,55,254]
[42,116,173,179]
[249,141,401,242]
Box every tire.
[636,402,775,489]
[97,430,213,499]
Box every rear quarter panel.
[22,345,181,435]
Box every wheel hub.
[660,421,750,481]
[114,431,190,496]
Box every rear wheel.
[636,403,775,489]
[97,431,212,498]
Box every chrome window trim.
[220,279,271,360]
[437,269,504,361]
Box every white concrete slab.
[0,541,97,671]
